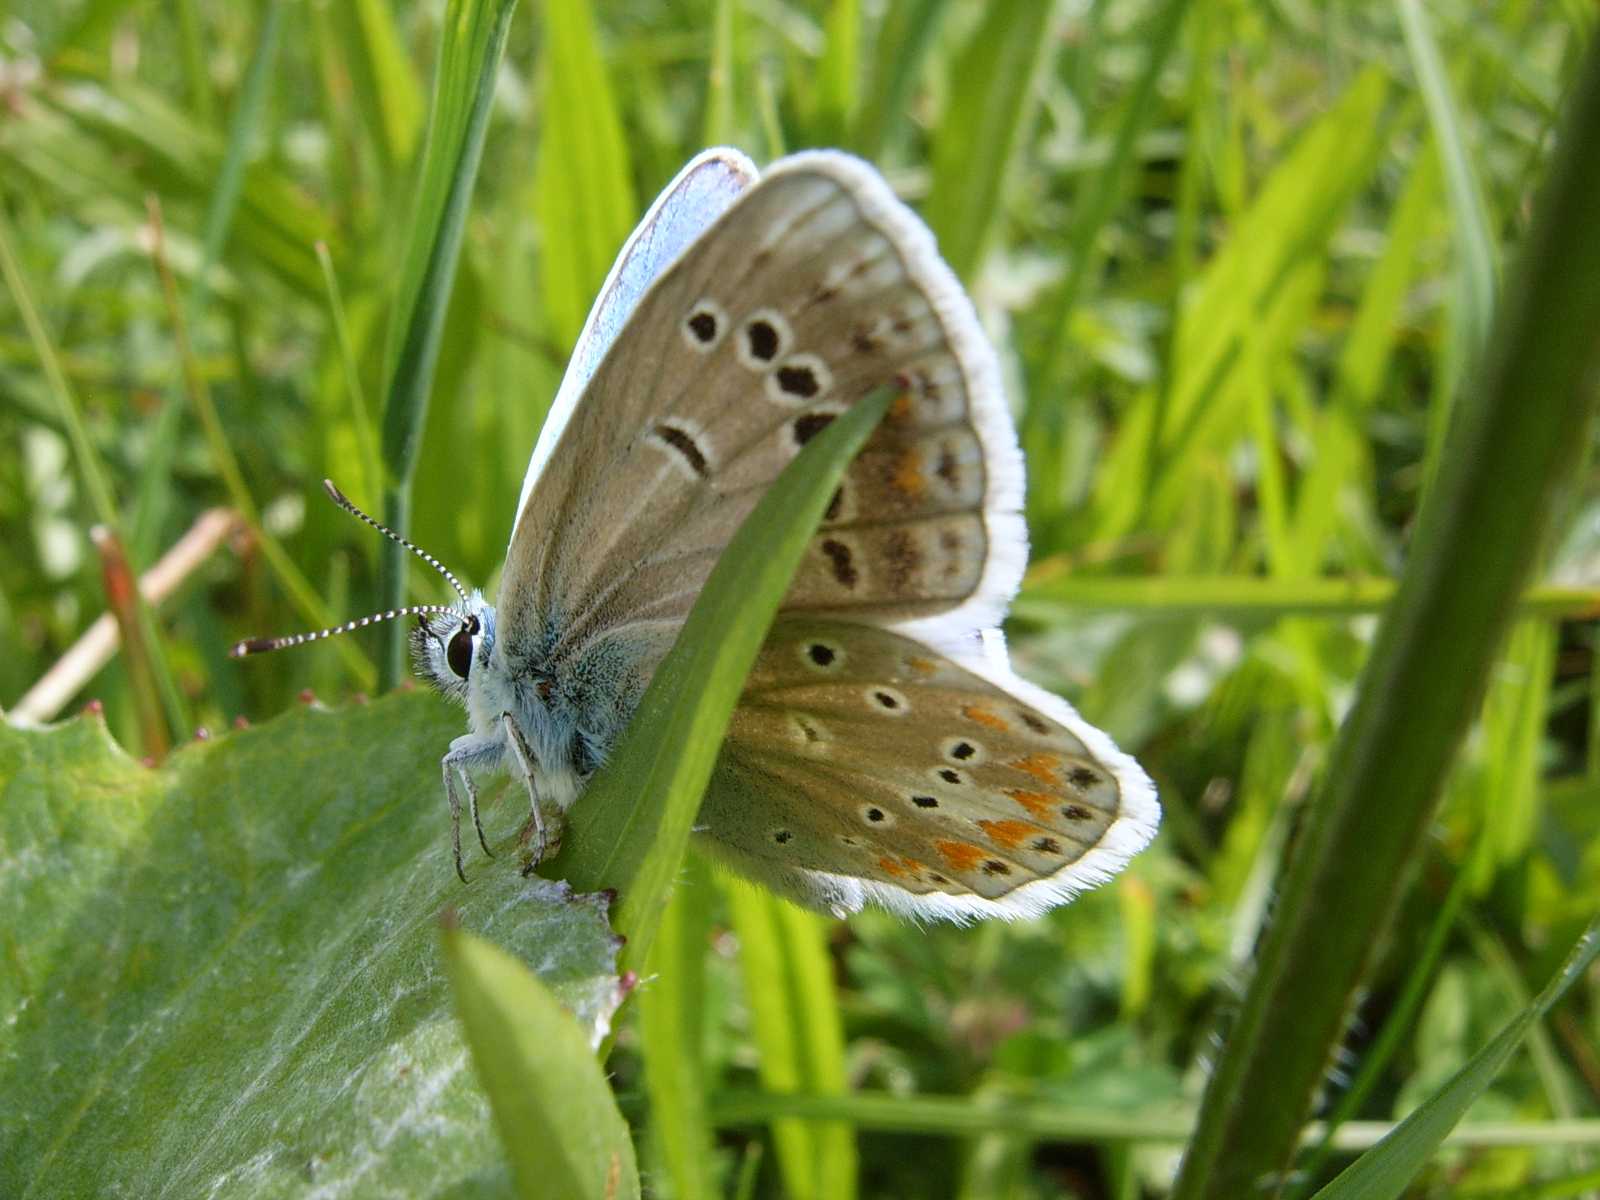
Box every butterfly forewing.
[696,618,1157,920]
[498,153,1024,677]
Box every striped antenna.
[230,605,456,658]
[321,479,469,603]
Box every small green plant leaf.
[550,387,892,976]
[1310,919,1600,1200]
[0,693,623,1197]
[442,925,641,1200]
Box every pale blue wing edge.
[509,147,761,546]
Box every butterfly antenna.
[230,604,457,658]
[321,478,470,603]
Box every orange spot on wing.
[978,819,1039,850]
[892,449,926,498]
[962,704,1011,732]
[1010,753,1062,786]
[877,855,910,879]
[878,855,927,881]
[935,840,986,872]
[1005,789,1055,818]
[906,656,938,676]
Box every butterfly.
[238,149,1158,922]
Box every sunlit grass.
[2,3,1597,1197]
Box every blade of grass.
[1170,38,1600,1200]
[550,388,892,976]
[710,1093,1600,1150]
[1289,859,1474,1195]
[815,0,860,147]
[924,0,1055,280]
[133,0,283,564]
[703,0,737,146]
[855,0,951,158]
[0,207,187,743]
[1013,575,1600,622]
[1310,919,1600,1200]
[637,856,718,1200]
[1036,0,1192,389]
[441,923,641,1200]
[336,0,426,172]
[377,0,518,688]
[146,201,376,692]
[533,0,636,351]
[316,240,383,511]
[723,877,856,1200]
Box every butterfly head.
[409,593,496,703]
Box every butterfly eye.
[446,620,477,680]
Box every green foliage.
[3,2,1599,1198]
[0,694,624,1196]
[443,925,641,1200]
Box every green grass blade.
[337,0,426,171]
[550,388,892,976]
[724,877,857,1200]
[0,208,189,744]
[703,0,737,146]
[815,0,860,147]
[134,0,282,563]
[533,0,636,351]
[1170,36,1600,1200]
[924,0,1055,280]
[1399,0,1498,368]
[377,0,518,687]
[856,0,950,158]
[442,924,641,1200]
[638,856,718,1200]
[1037,0,1192,388]
[1014,575,1600,622]
[1310,920,1600,1200]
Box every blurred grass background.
[2,1,1598,1196]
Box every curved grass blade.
[1310,919,1600,1200]
[442,924,641,1200]
[377,0,518,687]
[1171,35,1600,1200]
[550,387,892,976]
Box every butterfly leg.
[441,734,506,883]
[500,712,560,870]
[459,768,495,860]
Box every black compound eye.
[446,626,475,679]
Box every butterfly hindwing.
[695,617,1159,921]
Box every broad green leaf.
[550,388,892,976]
[533,0,636,350]
[1171,39,1600,1200]
[1311,920,1600,1200]
[377,0,518,686]
[0,693,623,1197]
[443,926,640,1200]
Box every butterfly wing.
[697,617,1159,921]
[499,151,1025,674]
[510,147,760,541]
